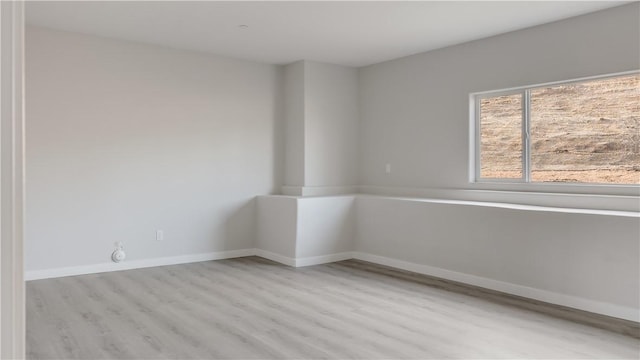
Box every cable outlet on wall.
[156,230,164,241]
[112,242,126,263]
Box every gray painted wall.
[355,3,640,321]
[358,3,639,190]
[26,26,283,271]
[356,196,639,320]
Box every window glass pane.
[480,93,523,179]
[530,75,640,184]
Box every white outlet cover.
[112,249,126,263]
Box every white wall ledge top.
[359,185,640,215]
[357,194,639,218]
[261,187,640,217]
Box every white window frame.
[470,70,640,196]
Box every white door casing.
[0,1,25,358]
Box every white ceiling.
[26,1,631,67]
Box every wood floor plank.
[26,257,640,359]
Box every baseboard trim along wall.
[25,248,348,281]
[25,249,256,281]
[351,252,639,323]
[253,249,297,267]
[294,252,354,267]
[26,247,638,323]
[252,250,354,267]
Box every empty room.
[0,0,639,359]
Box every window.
[473,72,639,185]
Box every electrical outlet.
[156,230,164,241]
[385,163,391,174]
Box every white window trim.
[469,70,640,197]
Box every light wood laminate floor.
[27,257,640,359]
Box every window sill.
[358,185,640,214]
[469,180,639,197]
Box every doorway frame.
[0,0,25,358]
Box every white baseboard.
[25,249,256,281]
[352,252,639,322]
[253,249,297,267]
[295,252,354,267]
[25,247,638,322]
[24,248,350,280]
[254,250,354,267]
